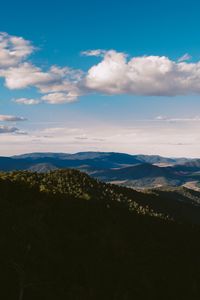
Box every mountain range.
[0,151,199,189]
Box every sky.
[1,0,200,157]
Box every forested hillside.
[1,170,200,299]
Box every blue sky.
[1,0,200,156]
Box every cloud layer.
[1,121,200,157]
[1,33,200,104]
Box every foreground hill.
[2,169,200,223]
[1,170,200,299]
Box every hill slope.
[92,163,187,188]
[1,170,200,299]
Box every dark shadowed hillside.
[1,170,200,299]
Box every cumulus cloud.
[0,61,83,104]
[0,114,26,121]
[0,32,34,68]
[0,63,61,89]
[84,50,200,96]
[14,98,40,105]
[2,33,200,103]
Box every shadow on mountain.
[1,170,200,299]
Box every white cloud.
[0,62,82,103]
[178,53,192,62]
[81,49,106,57]
[84,50,200,96]
[156,115,169,121]
[0,114,26,121]
[1,33,200,103]
[42,92,79,104]
[0,33,82,103]
[0,32,34,68]
[1,63,58,89]
[155,115,200,122]
[14,98,40,105]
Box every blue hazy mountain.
[0,151,198,188]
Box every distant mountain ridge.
[92,163,185,188]
[0,151,199,189]
[12,151,192,164]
